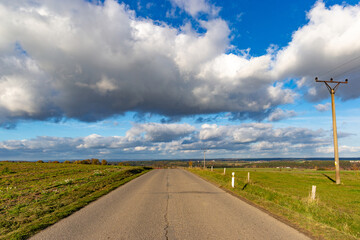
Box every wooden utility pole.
[315,77,348,184]
[202,148,207,169]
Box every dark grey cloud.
[126,123,196,142]
[337,131,356,139]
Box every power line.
[332,64,360,80]
[318,55,360,79]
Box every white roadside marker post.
[311,185,316,201]
[247,172,250,183]
[232,172,235,188]
[224,168,226,175]
[211,166,213,171]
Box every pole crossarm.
[315,77,348,94]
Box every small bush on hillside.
[91,158,100,165]
[81,159,91,164]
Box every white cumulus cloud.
[170,0,220,17]
[0,0,359,128]
[0,122,346,160]
[273,1,360,101]
[0,0,299,126]
[315,102,331,112]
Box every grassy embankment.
[0,162,151,240]
[189,167,360,240]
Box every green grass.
[0,162,151,240]
[188,167,360,240]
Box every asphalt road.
[31,169,310,240]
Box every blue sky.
[0,0,360,160]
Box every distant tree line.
[36,159,108,165]
[112,159,360,170]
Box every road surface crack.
[164,172,169,240]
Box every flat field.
[189,167,360,240]
[0,162,151,240]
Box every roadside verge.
[0,163,151,240]
[187,167,359,240]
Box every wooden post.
[211,166,213,171]
[223,168,226,175]
[247,172,250,183]
[330,90,341,184]
[231,172,235,188]
[203,149,206,169]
